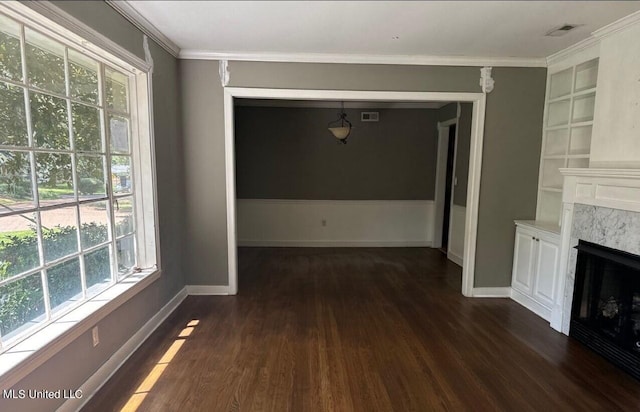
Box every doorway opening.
[223,88,486,297]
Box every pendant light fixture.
[327,101,352,144]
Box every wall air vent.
[361,112,379,122]
[546,24,580,37]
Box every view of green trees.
[0,17,134,341]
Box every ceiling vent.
[361,112,379,122]
[546,24,580,37]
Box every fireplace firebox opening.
[570,240,640,380]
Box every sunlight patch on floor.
[119,319,199,412]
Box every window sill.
[0,269,161,390]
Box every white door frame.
[433,110,460,250]
[223,88,486,297]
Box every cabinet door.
[533,235,560,308]
[512,230,536,294]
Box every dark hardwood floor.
[84,248,640,411]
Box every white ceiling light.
[327,102,352,144]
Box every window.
[0,7,157,354]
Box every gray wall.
[181,61,545,288]
[437,102,458,122]
[181,61,229,286]
[235,106,438,200]
[0,2,185,411]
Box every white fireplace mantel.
[551,168,640,333]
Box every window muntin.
[0,13,142,351]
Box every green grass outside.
[38,185,74,199]
[0,229,36,246]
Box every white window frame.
[0,2,160,388]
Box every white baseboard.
[185,285,230,295]
[447,251,464,266]
[510,288,552,321]
[58,286,188,412]
[237,240,432,248]
[471,287,511,298]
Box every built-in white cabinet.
[537,58,599,225]
[510,221,561,321]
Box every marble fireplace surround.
[552,168,640,334]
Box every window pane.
[72,102,101,152]
[105,67,128,112]
[114,196,134,237]
[79,200,108,249]
[111,155,131,195]
[0,82,28,147]
[41,206,78,262]
[30,92,69,149]
[36,153,74,205]
[46,257,81,313]
[77,155,106,199]
[84,246,111,297]
[116,234,135,275]
[68,49,98,104]
[0,272,45,340]
[0,15,22,81]
[0,213,39,280]
[0,150,34,213]
[109,115,129,153]
[25,28,65,95]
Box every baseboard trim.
[447,251,464,266]
[510,288,552,321]
[237,240,433,248]
[471,287,512,298]
[58,286,188,412]
[185,285,230,295]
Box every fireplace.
[570,240,640,380]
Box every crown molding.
[592,9,640,39]
[545,35,600,67]
[547,10,640,67]
[179,50,547,67]
[9,1,150,72]
[105,0,180,58]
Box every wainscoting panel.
[237,199,435,247]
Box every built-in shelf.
[543,154,590,160]
[546,125,571,132]
[537,58,599,225]
[569,120,593,128]
[572,87,597,98]
[567,154,590,159]
[548,88,597,104]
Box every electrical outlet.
[321,219,327,227]
[92,326,99,347]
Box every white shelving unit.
[536,58,599,225]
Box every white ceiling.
[128,1,640,63]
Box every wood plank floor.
[83,248,640,411]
